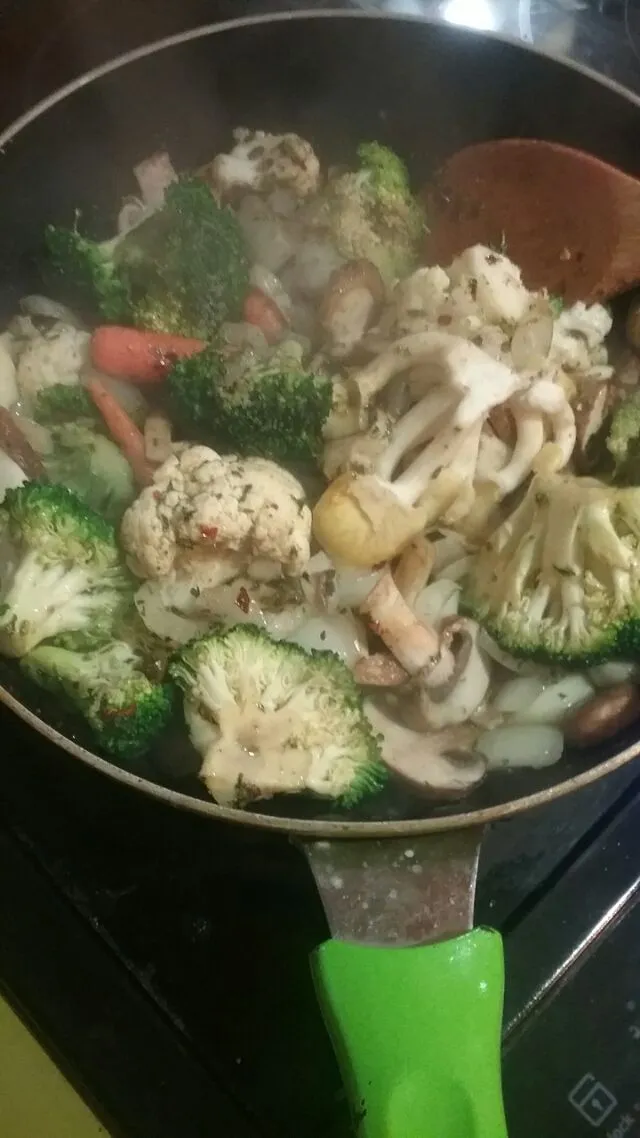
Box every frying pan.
[2,12,640,1135]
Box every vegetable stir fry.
[2,132,640,813]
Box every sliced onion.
[588,661,640,688]
[431,531,470,575]
[510,306,554,372]
[475,724,564,769]
[330,566,384,611]
[237,194,296,273]
[494,676,546,715]
[134,151,177,209]
[288,613,367,665]
[20,295,83,328]
[478,629,542,675]
[144,413,172,465]
[514,674,594,725]
[0,448,27,502]
[435,555,471,583]
[135,581,212,645]
[413,579,460,625]
[118,197,147,234]
[86,374,149,425]
[9,410,53,455]
[249,265,293,319]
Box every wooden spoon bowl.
[425,139,640,304]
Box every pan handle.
[312,926,506,1138]
[303,831,507,1138]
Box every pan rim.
[1,9,640,838]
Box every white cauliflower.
[121,445,312,582]
[15,324,90,404]
[385,244,612,383]
[212,128,320,199]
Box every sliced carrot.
[90,326,205,383]
[86,377,154,487]
[242,288,287,345]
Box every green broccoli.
[43,422,136,525]
[46,178,250,338]
[310,141,426,284]
[167,340,333,465]
[169,623,386,809]
[0,482,133,658]
[33,383,99,427]
[463,471,640,666]
[21,641,174,761]
[605,390,640,483]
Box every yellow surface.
[0,994,110,1138]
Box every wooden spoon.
[424,138,640,304]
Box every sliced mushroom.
[572,381,612,472]
[319,259,386,360]
[365,700,486,798]
[412,616,492,731]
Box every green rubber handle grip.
[312,927,507,1138]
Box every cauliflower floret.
[393,266,450,336]
[447,245,531,325]
[121,445,312,582]
[212,128,320,199]
[550,301,613,377]
[16,324,90,404]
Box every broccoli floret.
[311,141,426,285]
[0,482,133,658]
[44,422,136,525]
[463,472,640,665]
[44,224,132,323]
[169,623,385,809]
[22,640,174,760]
[46,178,250,338]
[34,384,99,426]
[606,390,640,483]
[168,340,333,465]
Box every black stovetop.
[1,4,640,1137]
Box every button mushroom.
[319,259,386,360]
[365,700,486,798]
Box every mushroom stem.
[489,401,545,495]
[394,536,435,608]
[361,568,453,677]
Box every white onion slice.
[0,448,27,502]
[494,676,546,715]
[510,308,554,372]
[85,374,149,424]
[514,674,593,725]
[413,579,460,625]
[249,265,293,319]
[588,661,640,688]
[144,414,172,465]
[478,629,542,675]
[288,613,366,665]
[475,724,564,769]
[20,295,83,328]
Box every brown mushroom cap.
[365,700,486,799]
[319,259,387,358]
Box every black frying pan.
[1,14,640,1135]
